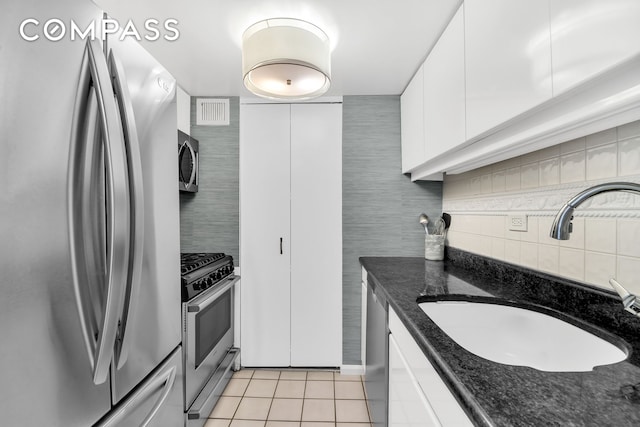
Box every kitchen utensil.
[442,212,451,230]
[418,213,429,235]
[433,217,446,235]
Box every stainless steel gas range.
[180,253,240,426]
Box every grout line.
[217,370,372,426]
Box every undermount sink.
[419,301,628,372]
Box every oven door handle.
[187,276,239,313]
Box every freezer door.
[107,36,182,404]
[0,0,112,426]
[96,346,184,427]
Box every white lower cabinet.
[389,334,440,427]
[388,308,473,427]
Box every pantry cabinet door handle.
[280,238,283,255]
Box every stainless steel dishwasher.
[365,281,388,427]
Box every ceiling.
[95,0,462,97]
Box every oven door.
[184,275,238,409]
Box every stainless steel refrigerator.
[0,0,183,425]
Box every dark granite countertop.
[360,248,640,427]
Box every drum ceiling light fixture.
[242,18,331,100]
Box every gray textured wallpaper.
[179,95,443,366]
[179,97,240,263]
[342,96,443,365]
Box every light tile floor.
[205,370,372,427]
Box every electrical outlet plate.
[508,214,528,232]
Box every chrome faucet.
[550,182,640,317]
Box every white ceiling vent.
[196,98,230,126]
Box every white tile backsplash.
[560,151,586,183]
[617,219,640,257]
[586,128,617,149]
[492,171,506,193]
[521,162,539,189]
[559,248,585,282]
[490,216,506,238]
[442,120,640,291]
[619,137,640,177]
[481,174,492,194]
[618,120,640,140]
[470,176,482,195]
[538,217,559,246]
[538,245,560,274]
[504,240,521,264]
[539,158,559,187]
[521,242,538,269]
[585,218,617,254]
[561,137,586,154]
[521,217,539,243]
[586,143,617,181]
[584,252,616,288]
[618,256,640,294]
[491,238,506,260]
[505,167,521,191]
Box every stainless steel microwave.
[178,130,199,193]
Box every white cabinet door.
[550,0,640,95]
[290,103,342,366]
[240,102,342,367]
[389,334,441,427]
[240,103,292,367]
[464,0,552,139]
[423,5,465,161]
[401,64,425,172]
[389,309,473,427]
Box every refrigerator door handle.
[68,38,130,385]
[108,49,145,371]
[95,362,178,427]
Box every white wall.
[443,119,640,293]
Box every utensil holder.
[424,235,445,261]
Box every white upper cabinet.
[176,86,191,134]
[401,5,464,180]
[423,5,465,160]
[550,0,640,95]
[405,0,640,180]
[401,64,425,173]
[464,0,552,139]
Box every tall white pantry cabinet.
[239,101,343,367]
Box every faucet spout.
[549,182,640,240]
